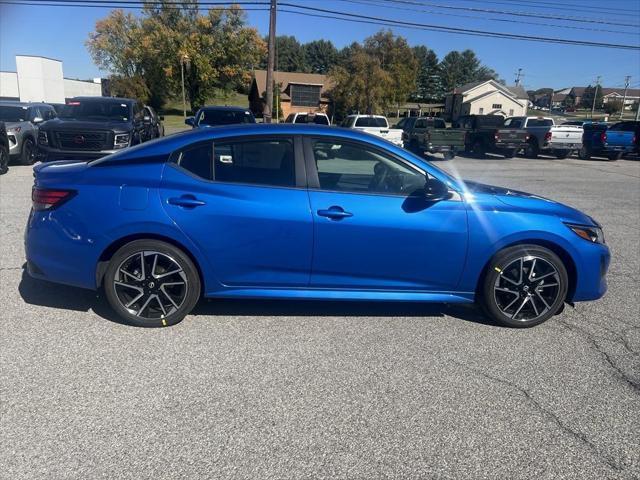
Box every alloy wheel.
[113,251,188,320]
[493,255,561,322]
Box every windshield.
[0,106,27,122]
[198,109,254,126]
[293,114,329,125]
[527,118,554,127]
[355,117,388,128]
[59,100,131,121]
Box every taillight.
[633,135,637,144]
[32,188,75,211]
[544,131,552,141]
[494,131,500,141]
[600,132,607,143]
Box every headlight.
[114,133,130,149]
[565,223,605,244]
[38,131,48,145]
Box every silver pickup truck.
[505,116,583,159]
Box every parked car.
[0,101,57,165]
[609,120,639,153]
[578,123,636,160]
[0,122,9,174]
[341,114,403,146]
[185,106,255,128]
[506,116,583,159]
[26,124,609,329]
[38,97,152,162]
[143,105,164,139]
[400,116,465,160]
[455,115,529,158]
[284,112,330,125]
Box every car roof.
[347,114,386,118]
[0,101,52,107]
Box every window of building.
[492,104,502,109]
[311,139,425,195]
[479,108,484,114]
[509,109,514,116]
[290,84,321,107]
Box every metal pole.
[264,0,277,124]
[591,76,600,119]
[181,58,186,120]
[619,75,630,120]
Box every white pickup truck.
[504,116,583,159]
[341,115,403,147]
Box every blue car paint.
[25,124,609,306]
[582,124,636,157]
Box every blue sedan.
[25,124,609,328]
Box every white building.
[444,80,528,121]
[0,55,102,102]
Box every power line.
[278,3,639,50]
[0,0,269,9]
[379,0,640,28]
[333,0,639,36]
[443,0,640,15]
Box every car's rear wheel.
[0,146,8,174]
[472,142,486,157]
[103,240,201,327]
[607,151,623,161]
[503,148,517,159]
[479,245,568,328]
[578,146,591,160]
[443,151,455,160]
[524,140,539,159]
[19,138,36,165]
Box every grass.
[160,91,249,134]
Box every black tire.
[524,140,539,159]
[0,146,8,174]
[472,142,486,158]
[555,150,570,159]
[443,150,455,160]
[607,151,623,161]
[19,138,36,165]
[503,148,517,159]
[478,244,568,328]
[578,146,591,160]
[409,140,422,155]
[103,239,201,327]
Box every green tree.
[438,49,498,92]
[304,40,338,74]
[259,35,308,72]
[411,45,444,101]
[603,100,623,115]
[580,85,604,110]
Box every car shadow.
[18,269,497,327]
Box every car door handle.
[168,195,206,208]
[317,206,353,220]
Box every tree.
[603,100,623,115]
[580,85,603,110]
[304,40,338,74]
[258,35,307,72]
[438,49,498,92]
[87,3,265,110]
[411,46,444,101]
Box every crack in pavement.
[557,316,639,394]
[451,360,624,473]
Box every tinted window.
[312,139,425,195]
[433,119,446,129]
[354,117,388,128]
[476,115,505,128]
[285,113,296,123]
[177,142,213,180]
[414,119,427,129]
[293,114,329,125]
[504,118,522,128]
[42,107,56,121]
[198,109,255,126]
[60,100,131,121]
[213,138,295,187]
[527,119,554,127]
[0,106,28,122]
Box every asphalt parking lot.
[1,154,639,479]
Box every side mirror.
[185,117,195,127]
[423,177,450,202]
[32,116,44,124]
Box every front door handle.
[317,206,353,220]
[168,195,206,208]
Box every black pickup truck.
[454,115,529,158]
[37,97,152,161]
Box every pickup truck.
[341,115,403,147]
[506,116,583,159]
[578,123,636,160]
[454,115,529,158]
[609,121,639,154]
[398,116,465,159]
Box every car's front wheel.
[479,245,568,328]
[19,138,36,165]
[103,240,201,327]
[0,146,8,174]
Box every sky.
[1,0,639,91]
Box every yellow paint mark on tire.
[494,267,502,273]
[162,319,167,326]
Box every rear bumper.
[495,142,526,150]
[544,142,582,151]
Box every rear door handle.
[317,206,353,220]
[168,195,206,208]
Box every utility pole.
[591,75,601,119]
[180,54,189,120]
[264,0,277,124]
[514,68,523,87]
[619,75,630,119]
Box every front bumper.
[38,145,120,161]
[571,242,610,302]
